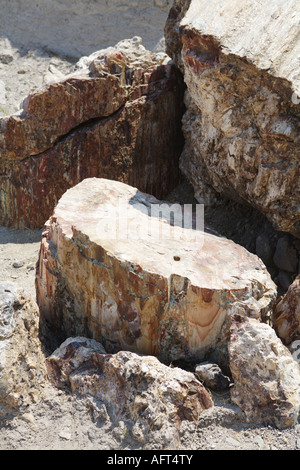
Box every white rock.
[228,314,300,429]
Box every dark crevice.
[20,102,126,163]
[51,103,126,148]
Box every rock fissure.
[21,102,127,164]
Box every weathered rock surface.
[0,282,46,415]
[0,38,185,228]
[228,314,300,429]
[0,1,172,119]
[46,336,213,449]
[36,177,276,363]
[0,73,126,161]
[165,0,300,238]
[273,275,300,345]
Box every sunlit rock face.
[228,314,300,429]
[0,38,185,229]
[165,0,300,238]
[36,178,276,362]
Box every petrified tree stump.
[36,178,276,362]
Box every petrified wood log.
[36,178,276,362]
[0,38,185,228]
[46,336,213,448]
[165,0,300,237]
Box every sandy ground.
[0,0,169,117]
[0,226,42,298]
[0,0,300,453]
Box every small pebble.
[13,260,24,268]
[21,412,36,426]
[112,421,127,442]
[59,430,72,440]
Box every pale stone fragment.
[0,282,46,415]
[228,314,300,429]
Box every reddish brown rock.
[164,0,192,72]
[273,275,300,345]
[0,38,185,229]
[165,0,300,238]
[0,73,126,161]
[36,177,276,363]
[45,336,213,448]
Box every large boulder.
[46,336,213,449]
[228,314,300,429]
[0,38,185,229]
[36,177,276,363]
[165,0,300,238]
[0,282,47,416]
